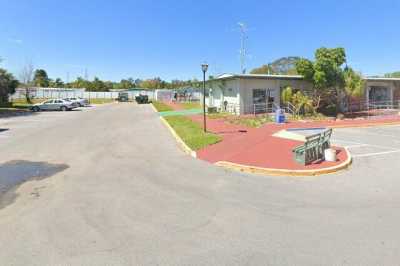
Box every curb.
[151,103,196,157]
[215,148,352,177]
[158,112,197,158]
[150,103,158,113]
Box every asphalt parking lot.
[1,104,400,265]
[333,125,400,159]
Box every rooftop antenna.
[238,22,248,74]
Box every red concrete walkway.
[191,115,400,171]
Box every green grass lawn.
[287,113,329,121]
[11,98,46,104]
[207,112,233,120]
[11,98,46,106]
[152,101,173,112]
[88,98,115,104]
[180,102,201,110]
[164,115,222,150]
[1,100,35,109]
[207,111,272,128]
[11,103,32,109]
[228,115,273,128]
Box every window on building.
[253,89,266,104]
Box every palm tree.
[343,67,364,113]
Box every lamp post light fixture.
[201,63,209,132]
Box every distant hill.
[250,56,300,75]
[384,71,400,78]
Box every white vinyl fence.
[10,89,155,101]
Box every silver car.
[64,97,89,107]
[31,99,78,112]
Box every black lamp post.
[201,63,208,132]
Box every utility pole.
[238,22,248,74]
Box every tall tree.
[343,67,364,112]
[384,71,400,78]
[33,69,50,87]
[54,78,64,87]
[296,47,348,113]
[0,68,19,104]
[251,57,300,75]
[49,78,65,88]
[19,62,35,103]
[88,77,108,91]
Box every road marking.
[333,139,399,151]
[345,144,369,148]
[340,128,400,139]
[352,149,400,158]
[332,139,365,145]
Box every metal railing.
[347,99,400,112]
[346,99,400,119]
[252,102,281,116]
[282,102,297,116]
[222,103,240,115]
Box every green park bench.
[292,128,333,165]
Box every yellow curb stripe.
[215,148,352,177]
[151,103,196,157]
[150,103,158,113]
[159,116,197,158]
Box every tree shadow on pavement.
[0,160,69,209]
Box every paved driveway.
[1,103,400,265]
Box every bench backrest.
[304,133,322,148]
[304,128,332,147]
[320,128,332,145]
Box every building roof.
[364,77,400,81]
[214,73,304,81]
[214,73,400,82]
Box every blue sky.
[0,0,399,81]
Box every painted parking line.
[332,137,400,158]
[0,133,10,138]
[352,149,400,158]
[333,138,399,151]
[332,139,366,146]
[345,144,369,149]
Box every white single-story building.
[205,73,400,115]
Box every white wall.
[208,79,240,108]
[239,78,311,114]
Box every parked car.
[64,97,89,107]
[117,92,129,102]
[30,99,78,112]
[135,94,149,104]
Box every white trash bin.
[324,148,336,162]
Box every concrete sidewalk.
[191,115,349,172]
